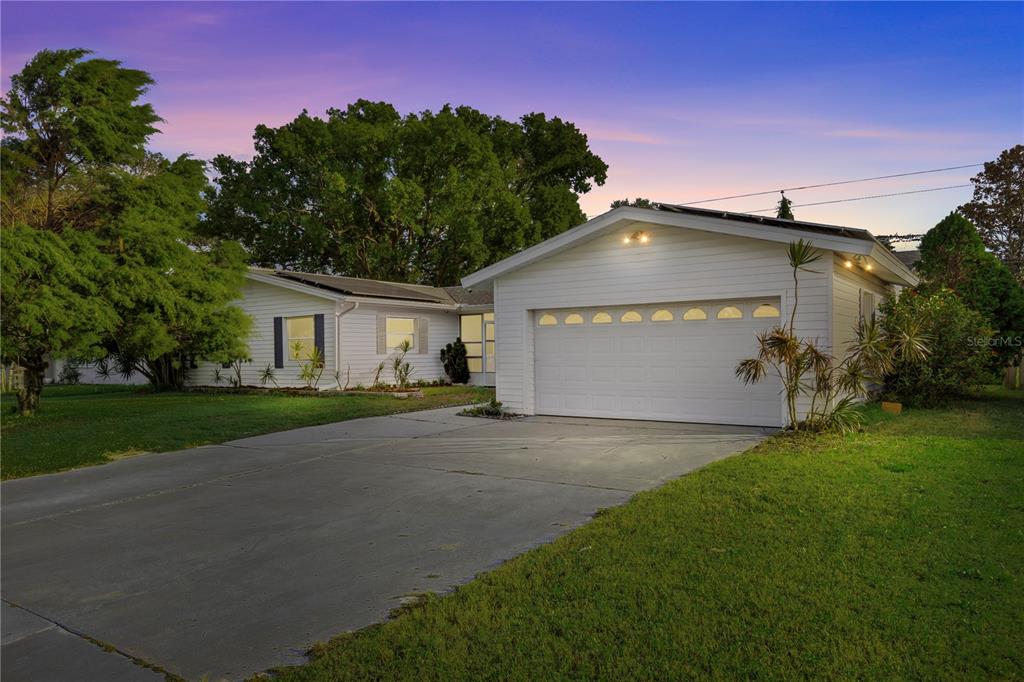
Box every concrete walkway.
[1,407,770,681]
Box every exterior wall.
[339,303,459,388]
[188,279,339,388]
[831,254,892,360]
[44,358,149,385]
[493,222,832,418]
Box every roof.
[893,249,921,269]
[462,204,919,289]
[256,269,492,306]
[655,203,876,243]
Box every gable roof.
[249,269,492,306]
[893,249,921,270]
[462,205,919,289]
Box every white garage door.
[534,300,784,427]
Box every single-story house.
[187,270,496,389]
[55,205,918,429]
[458,204,918,427]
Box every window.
[565,313,584,325]
[538,314,557,326]
[753,304,780,318]
[860,291,876,320]
[592,312,612,324]
[620,310,642,323]
[461,314,483,372]
[683,307,707,321]
[287,316,315,360]
[386,317,416,350]
[651,309,674,322]
[717,306,743,319]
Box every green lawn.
[1,384,493,480]
[272,388,1023,681]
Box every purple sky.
[3,2,1022,237]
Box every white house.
[187,270,496,389]
[459,205,918,427]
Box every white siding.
[339,304,459,388]
[188,279,338,388]
[493,223,831,419]
[831,254,892,360]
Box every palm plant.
[736,240,930,432]
[391,339,415,389]
[259,363,279,388]
[297,346,325,389]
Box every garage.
[533,299,785,426]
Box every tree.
[960,145,1024,283]
[610,197,655,209]
[1,49,249,412]
[203,100,608,285]
[917,212,1024,365]
[1,48,157,414]
[879,289,993,406]
[776,192,795,220]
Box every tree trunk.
[16,356,48,416]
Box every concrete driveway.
[1,406,770,681]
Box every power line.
[679,163,982,206]
[743,184,972,213]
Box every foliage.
[916,212,1024,365]
[259,363,279,388]
[0,225,116,414]
[1,384,495,479]
[609,197,655,209]
[879,289,993,406]
[211,367,225,386]
[295,344,325,389]
[390,339,415,389]
[736,240,929,431]
[57,361,82,385]
[371,361,386,388]
[440,337,470,384]
[959,144,1024,283]
[461,397,505,418]
[203,100,607,285]
[0,48,249,411]
[776,192,795,220]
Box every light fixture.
[865,263,873,271]
[622,235,631,244]
[623,230,650,245]
[844,260,853,269]
[639,234,650,244]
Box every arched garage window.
[620,310,642,323]
[717,306,743,319]
[651,309,674,322]
[753,304,780,318]
[592,312,612,324]
[538,314,557,326]
[683,307,707,321]
[564,313,584,325]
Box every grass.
[270,388,1024,681]
[0,383,494,480]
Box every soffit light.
[623,231,650,245]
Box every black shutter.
[314,314,325,362]
[273,317,284,368]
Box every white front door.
[533,300,784,426]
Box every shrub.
[880,289,993,406]
[57,361,82,385]
[440,338,470,384]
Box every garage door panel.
[534,300,783,427]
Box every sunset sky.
[3,1,1021,237]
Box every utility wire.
[743,184,972,214]
[679,163,982,206]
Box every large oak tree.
[960,145,1024,283]
[203,100,608,285]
